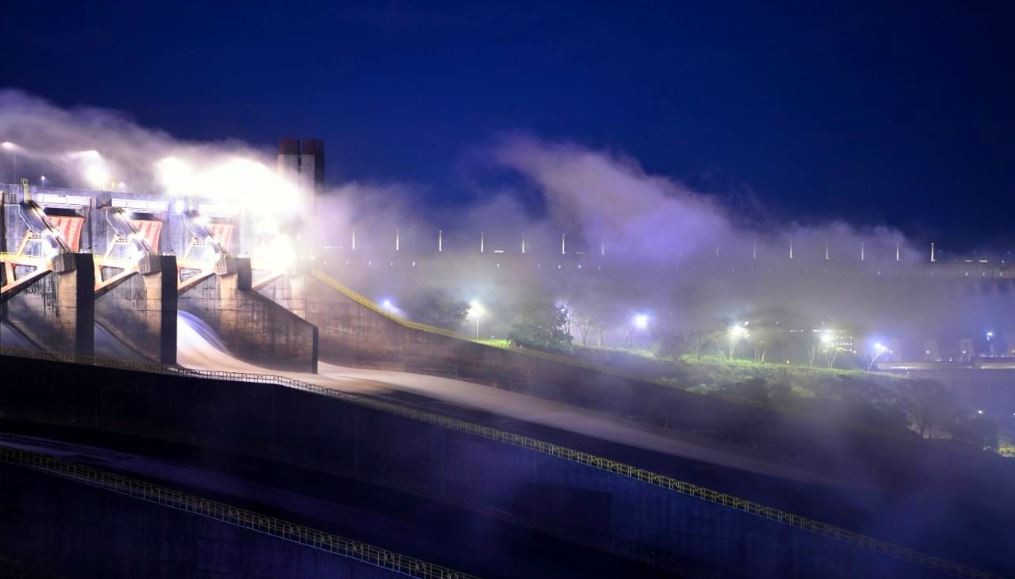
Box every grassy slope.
[567,347,921,435]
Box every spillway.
[176,311,264,373]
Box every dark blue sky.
[2,1,1013,248]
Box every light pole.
[631,313,650,348]
[819,330,838,368]
[40,175,46,188]
[469,300,484,340]
[632,314,649,331]
[1,142,15,184]
[986,331,995,356]
[867,342,891,371]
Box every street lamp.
[819,331,834,347]
[815,329,839,368]
[632,313,650,330]
[728,323,749,360]
[867,342,892,371]
[1,142,16,183]
[630,313,651,348]
[40,175,46,187]
[469,300,484,340]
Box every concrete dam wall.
[0,355,952,578]
[0,464,405,579]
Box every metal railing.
[0,346,999,579]
[310,270,465,339]
[0,446,476,579]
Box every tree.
[904,380,956,438]
[681,329,722,360]
[823,347,840,369]
[403,289,470,331]
[563,310,597,347]
[573,314,597,347]
[508,302,573,352]
[686,331,709,359]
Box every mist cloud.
[492,134,733,262]
[3,90,989,355]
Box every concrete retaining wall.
[180,259,317,372]
[95,255,178,364]
[0,356,955,578]
[1,253,95,357]
[0,465,402,579]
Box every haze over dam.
[3,4,1015,574]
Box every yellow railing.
[92,254,136,268]
[0,446,476,579]
[0,252,47,267]
[0,346,998,579]
[311,270,465,339]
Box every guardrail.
[0,446,475,579]
[310,270,465,339]
[0,346,998,578]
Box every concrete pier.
[94,254,178,364]
[180,258,318,372]
[1,253,95,357]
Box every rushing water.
[176,311,263,373]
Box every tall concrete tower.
[277,138,325,193]
[279,139,325,252]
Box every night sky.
[2,1,1013,249]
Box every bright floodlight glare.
[986,331,994,339]
[468,300,484,340]
[250,234,296,274]
[820,331,834,346]
[68,149,101,159]
[1,142,15,150]
[85,165,109,189]
[633,313,650,330]
[977,409,984,415]
[381,299,394,312]
[728,324,748,340]
[156,156,195,196]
